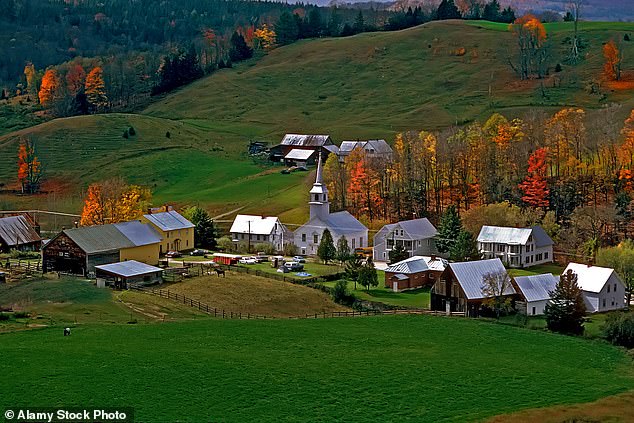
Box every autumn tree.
[85,66,108,112]
[323,151,347,210]
[23,63,39,99]
[80,178,150,226]
[519,147,550,208]
[481,270,514,319]
[462,201,542,236]
[603,40,623,81]
[17,138,42,194]
[509,14,548,80]
[544,269,586,335]
[347,148,382,221]
[38,69,62,107]
[566,0,583,63]
[254,24,276,50]
[65,63,86,97]
[544,108,586,178]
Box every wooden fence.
[132,286,465,319]
[1,258,42,279]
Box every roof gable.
[564,263,621,293]
[230,214,283,235]
[114,221,162,247]
[281,134,332,147]
[64,225,135,254]
[0,216,41,246]
[477,225,553,246]
[449,258,515,300]
[514,274,559,302]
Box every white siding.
[527,299,549,316]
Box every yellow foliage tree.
[38,69,61,107]
[254,24,276,50]
[80,179,151,226]
[85,66,108,112]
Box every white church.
[294,153,369,256]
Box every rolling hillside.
[2,20,634,222]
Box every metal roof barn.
[449,258,515,300]
[514,274,559,302]
[0,215,41,247]
[280,134,332,147]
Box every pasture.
[0,316,632,422]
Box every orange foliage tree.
[603,39,622,81]
[66,63,86,97]
[346,148,382,222]
[80,178,151,226]
[17,138,43,194]
[38,69,62,107]
[519,147,550,208]
[509,14,547,80]
[85,66,108,112]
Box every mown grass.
[160,272,348,317]
[0,316,631,422]
[507,263,565,278]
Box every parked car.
[190,249,206,256]
[165,251,182,258]
[277,266,290,273]
[284,261,304,271]
[256,253,269,262]
[239,257,257,265]
[292,256,306,263]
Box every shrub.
[625,34,631,42]
[555,63,563,72]
[332,280,353,305]
[122,129,129,139]
[165,131,171,138]
[254,243,276,255]
[283,243,298,256]
[13,311,29,318]
[216,236,234,252]
[9,249,40,260]
[0,313,10,321]
[602,312,634,349]
[128,126,136,136]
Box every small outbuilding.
[95,260,163,289]
[384,255,447,292]
[513,273,559,316]
[0,215,42,252]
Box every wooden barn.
[0,215,42,252]
[43,221,162,276]
[384,256,446,292]
[269,134,339,165]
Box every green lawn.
[507,263,565,278]
[238,261,344,280]
[0,316,631,422]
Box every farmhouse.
[0,215,42,252]
[373,218,438,262]
[477,225,553,268]
[269,134,339,166]
[513,273,559,316]
[294,153,368,255]
[338,139,393,161]
[563,263,627,313]
[430,258,516,317]
[230,214,291,252]
[384,255,447,292]
[43,221,162,275]
[95,260,163,289]
[142,208,194,254]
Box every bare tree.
[567,0,584,63]
[481,270,514,319]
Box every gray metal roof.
[377,218,437,241]
[114,221,162,247]
[285,149,315,161]
[325,211,368,235]
[514,274,559,302]
[339,140,393,156]
[95,260,163,278]
[281,134,332,147]
[64,225,135,254]
[0,215,41,246]
[385,256,430,274]
[449,258,515,300]
[61,221,161,254]
[477,225,553,247]
[143,210,194,231]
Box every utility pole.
[248,220,251,253]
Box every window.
[383,252,386,258]
[256,235,261,241]
[532,307,536,316]
[313,234,318,244]
[302,234,306,242]
[186,240,189,247]
[352,238,356,248]
[607,284,610,293]
[603,298,606,308]
[301,248,306,255]
[615,283,617,292]
[545,252,549,259]
[359,237,363,248]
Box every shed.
[0,215,42,252]
[95,260,163,289]
[212,253,242,265]
[284,149,315,166]
[513,273,559,315]
[384,255,446,292]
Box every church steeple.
[309,151,330,221]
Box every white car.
[292,256,306,263]
[239,257,257,265]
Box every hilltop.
[2,20,634,222]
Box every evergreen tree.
[307,8,323,38]
[388,243,409,264]
[544,270,586,335]
[450,229,479,261]
[358,257,378,292]
[345,254,363,290]
[317,229,337,264]
[341,23,354,37]
[500,6,516,23]
[436,205,462,254]
[353,11,365,34]
[336,235,351,263]
[275,11,299,45]
[436,0,461,20]
[326,7,341,37]
[229,31,253,62]
[482,0,501,22]
[187,206,218,250]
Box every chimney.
[74,221,79,228]
[147,208,152,215]
[164,204,169,212]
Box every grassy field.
[160,272,348,317]
[507,263,565,278]
[2,20,634,223]
[237,260,343,279]
[0,276,208,331]
[0,316,632,422]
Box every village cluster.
[0,133,629,318]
